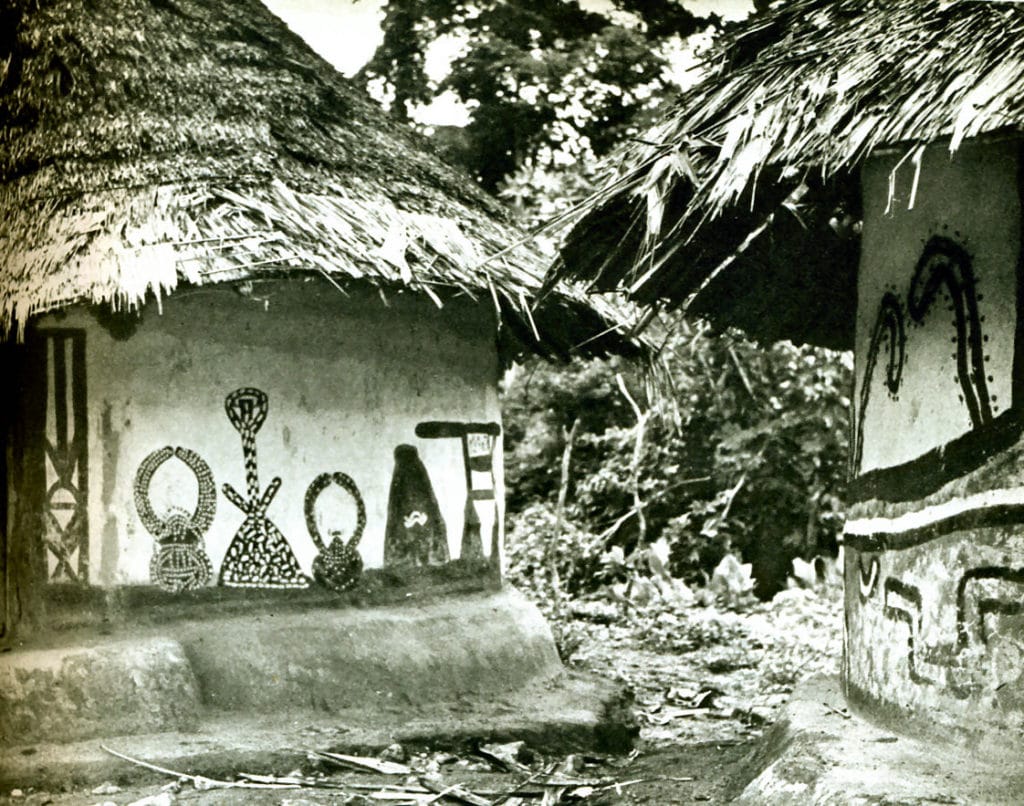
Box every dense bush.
[501,322,851,599]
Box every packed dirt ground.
[1,584,842,805]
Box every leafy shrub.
[502,323,851,600]
[504,501,608,601]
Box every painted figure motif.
[305,471,365,591]
[219,387,308,589]
[383,445,448,567]
[854,291,905,473]
[414,421,500,561]
[134,446,215,592]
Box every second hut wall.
[844,137,1024,740]
[853,139,1019,476]
[34,279,504,587]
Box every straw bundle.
[0,0,640,361]
[553,0,1024,348]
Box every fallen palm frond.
[0,0,643,363]
[309,749,414,775]
[99,745,299,790]
[553,0,1024,349]
[103,741,673,805]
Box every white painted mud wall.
[845,138,1024,743]
[36,278,504,586]
[853,139,1019,474]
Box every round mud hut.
[0,0,640,753]
[552,0,1024,750]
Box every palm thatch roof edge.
[0,0,643,364]
[550,0,1024,349]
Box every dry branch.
[99,746,298,790]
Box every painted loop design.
[225,387,270,435]
[134,446,216,592]
[908,236,991,428]
[305,472,366,592]
[857,553,880,600]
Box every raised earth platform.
[733,675,1024,805]
[0,586,636,788]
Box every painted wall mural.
[414,421,500,561]
[852,222,1018,504]
[219,388,309,589]
[854,236,995,479]
[41,331,89,583]
[843,141,1024,737]
[27,285,506,592]
[134,446,215,592]
[305,472,365,591]
[384,445,448,567]
[127,405,503,587]
[851,560,1024,699]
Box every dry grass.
[0,0,641,362]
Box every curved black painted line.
[845,501,1024,553]
[1013,142,1024,410]
[854,292,905,474]
[908,236,991,427]
[883,577,932,685]
[955,567,1024,651]
[848,407,1024,504]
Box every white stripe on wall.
[844,486,1024,537]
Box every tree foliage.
[362,0,851,602]
[503,323,851,600]
[360,0,715,191]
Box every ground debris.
[472,742,532,774]
[380,744,408,764]
[89,741,716,805]
[566,583,842,746]
[125,794,174,806]
[308,751,412,776]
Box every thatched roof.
[552,0,1024,349]
[0,0,641,362]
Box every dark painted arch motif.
[907,236,992,427]
[383,444,449,567]
[850,226,1024,504]
[853,291,905,475]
